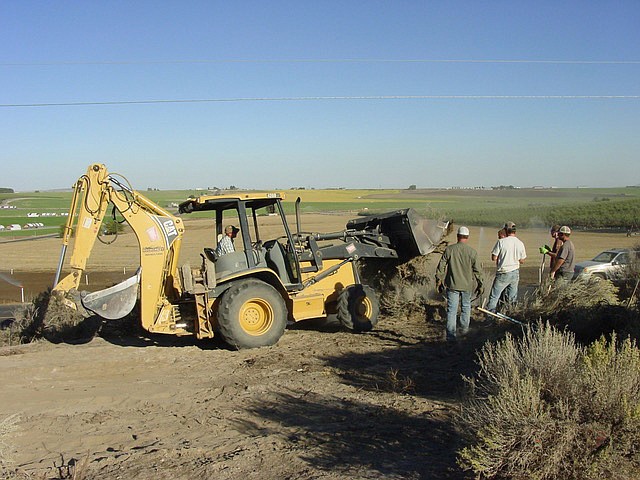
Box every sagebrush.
[508,275,640,343]
[458,322,640,479]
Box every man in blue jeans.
[435,226,484,342]
[486,221,527,313]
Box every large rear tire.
[337,284,380,332]
[217,279,287,349]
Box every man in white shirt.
[215,225,239,257]
[486,221,526,312]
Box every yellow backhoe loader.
[52,164,448,349]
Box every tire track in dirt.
[1,312,487,479]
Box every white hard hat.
[457,226,470,236]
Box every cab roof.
[178,192,285,214]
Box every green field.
[2,186,640,238]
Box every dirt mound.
[360,240,448,318]
[1,291,97,347]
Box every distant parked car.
[574,248,639,281]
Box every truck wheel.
[337,284,380,332]
[217,279,287,349]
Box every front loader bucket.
[81,268,141,320]
[346,209,449,260]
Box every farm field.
[1,214,637,304]
[2,185,640,238]
[0,206,638,478]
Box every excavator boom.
[52,164,184,326]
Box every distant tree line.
[438,197,640,230]
[0,187,14,193]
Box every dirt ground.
[1,215,638,479]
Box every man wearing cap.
[549,226,575,282]
[435,226,484,342]
[539,224,563,270]
[486,221,527,313]
[215,225,239,257]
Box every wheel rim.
[354,294,373,322]
[239,297,274,336]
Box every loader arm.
[52,164,185,330]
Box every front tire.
[217,279,287,349]
[337,284,380,332]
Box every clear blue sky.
[1,1,639,191]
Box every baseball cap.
[559,225,571,234]
[225,225,239,234]
[504,221,516,230]
[457,226,470,236]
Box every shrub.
[576,335,640,477]
[102,216,124,235]
[458,323,640,479]
[511,275,620,318]
[2,290,93,346]
[508,275,640,344]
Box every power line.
[2,58,640,67]
[2,95,640,108]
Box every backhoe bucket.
[346,209,449,260]
[81,268,141,320]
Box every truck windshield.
[592,251,618,263]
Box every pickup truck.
[574,248,638,281]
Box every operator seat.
[206,247,268,280]
[203,248,218,263]
[263,240,293,285]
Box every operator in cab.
[215,225,239,257]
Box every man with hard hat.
[549,225,575,282]
[435,226,484,342]
[215,225,239,257]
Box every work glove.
[475,285,484,298]
[436,280,445,293]
[539,245,550,255]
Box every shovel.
[538,253,546,286]
[477,298,525,326]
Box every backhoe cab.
[53,164,448,349]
